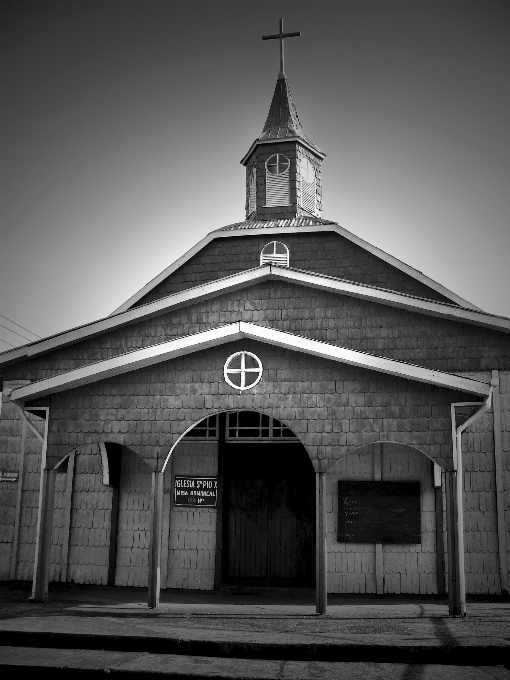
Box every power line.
[0,324,33,342]
[0,337,18,348]
[0,315,41,338]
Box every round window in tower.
[266,154,290,175]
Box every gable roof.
[1,264,508,369]
[111,222,480,314]
[6,321,491,405]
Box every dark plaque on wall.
[337,481,421,544]
[174,476,218,507]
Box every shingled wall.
[327,443,438,594]
[133,233,455,306]
[3,282,510,387]
[21,340,464,473]
[1,367,509,593]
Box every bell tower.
[240,19,326,221]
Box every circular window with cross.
[265,154,290,175]
[224,352,263,391]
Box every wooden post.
[60,452,75,582]
[107,484,120,586]
[214,413,226,590]
[373,443,384,594]
[433,463,446,595]
[445,470,461,615]
[315,470,327,614]
[31,468,56,601]
[455,432,467,617]
[491,370,509,595]
[10,417,28,579]
[147,471,163,608]
[30,409,52,602]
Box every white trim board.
[7,321,490,405]
[1,264,508,370]
[111,223,479,314]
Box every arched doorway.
[167,411,315,590]
[222,411,315,587]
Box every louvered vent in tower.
[260,241,289,267]
[248,166,256,216]
[265,154,291,207]
[300,157,316,214]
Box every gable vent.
[260,241,289,267]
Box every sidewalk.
[1,584,509,677]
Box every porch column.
[148,470,164,608]
[445,470,461,616]
[31,468,56,601]
[316,470,327,614]
[27,408,52,602]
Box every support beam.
[60,452,75,583]
[147,471,164,608]
[434,464,446,596]
[315,471,327,614]
[215,413,226,590]
[107,484,120,587]
[445,470,461,616]
[491,371,509,595]
[31,469,56,601]
[29,408,51,602]
[373,443,384,594]
[10,417,28,579]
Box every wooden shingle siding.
[115,449,151,587]
[0,386,46,581]
[166,440,217,590]
[36,341,468,473]
[497,370,510,593]
[456,371,504,594]
[66,446,111,585]
[133,233,454,306]
[3,283,510,386]
[327,443,438,594]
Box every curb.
[2,630,509,667]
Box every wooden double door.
[222,442,315,587]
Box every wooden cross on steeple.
[262,18,300,77]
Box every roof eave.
[240,136,326,166]
[6,321,491,405]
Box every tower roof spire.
[257,19,324,155]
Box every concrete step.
[1,646,509,679]
[2,629,510,667]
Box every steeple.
[241,20,325,221]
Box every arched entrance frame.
[150,409,317,609]
[28,432,148,603]
[323,442,446,605]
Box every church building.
[0,24,509,616]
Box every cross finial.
[262,18,300,77]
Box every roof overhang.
[1,264,508,369]
[111,223,480,314]
[240,136,326,166]
[6,321,491,406]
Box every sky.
[1,0,509,352]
